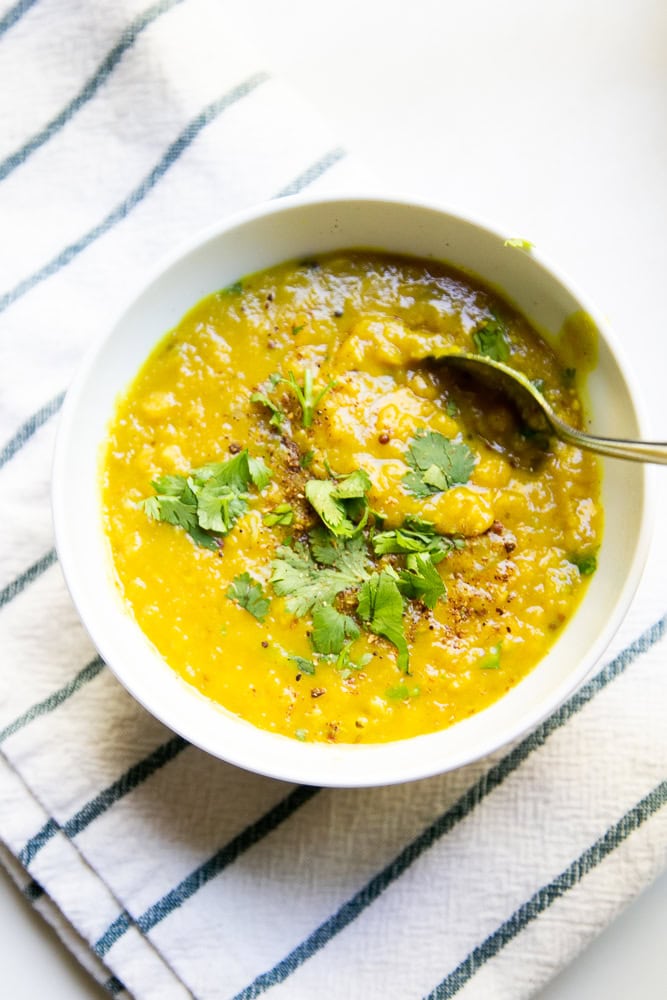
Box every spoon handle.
[552,417,667,464]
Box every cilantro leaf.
[306,468,371,537]
[372,519,461,564]
[248,455,272,491]
[226,572,270,621]
[141,475,198,531]
[403,430,475,496]
[140,449,272,548]
[385,683,421,700]
[140,475,221,548]
[271,534,370,616]
[357,571,409,673]
[191,451,252,493]
[309,528,371,579]
[250,389,285,429]
[311,604,360,655]
[397,553,446,609]
[306,479,346,532]
[472,316,510,361]
[289,655,316,676]
[503,237,533,251]
[263,503,293,527]
[271,545,349,616]
[194,481,247,533]
[569,552,597,576]
[279,369,336,428]
[219,279,243,295]
[335,644,372,675]
[480,643,502,669]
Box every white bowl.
[52,194,651,787]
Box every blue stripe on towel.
[104,975,126,996]
[0,390,65,471]
[0,72,269,316]
[63,735,187,839]
[18,735,188,868]
[18,817,58,866]
[230,614,667,999]
[0,0,38,38]
[137,784,320,933]
[425,780,667,999]
[0,0,184,182]
[93,784,320,956]
[94,912,133,958]
[275,147,346,197]
[0,655,104,744]
[22,878,44,902]
[0,548,57,609]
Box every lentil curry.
[102,252,602,744]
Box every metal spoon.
[427,351,667,464]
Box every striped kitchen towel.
[0,1,665,997]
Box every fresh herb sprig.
[227,573,270,621]
[472,314,510,361]
[251,368,336,430]
[402,430,475,498]
[306,468,371,537]
[140,449,272,549]
[280,369,336,428]
[270,531,371,618]
[357,571,410,673]
[372,516,462,563]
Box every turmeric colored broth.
[102,252,602,744]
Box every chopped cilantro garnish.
[357,571,409,673]
[403,430,475,498]
[290,655,316,676]
[503,237,533,251]
[472,316,510,361]
[397,552,446,609]
[219,279,243,295]
[336,644,372,674]
[372,517,462,564]
[300,449,315,469]
[562,367,577,387]
[306,468,371,537]
[248,455,272,491]
[385,683,420,700]
[295,728,308,741]
[140,449,270,549]
[291,324,304,335]
[251,369,335,429]
[531,377,546,393]
[480,643,502,669]
[250,387,285,429]
[271,534,370,617]
[311,604,360,655]
[142,475,199,529]
[279,369,336,428]
[263,503,293,527]
[569,552,597,576]
[226,572,270,621]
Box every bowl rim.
[52,191,654,787]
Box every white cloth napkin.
[0,1,665,997]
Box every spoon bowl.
[428,351,667,465]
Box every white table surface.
[2,0,666,995]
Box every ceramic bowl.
[52,194,651,786]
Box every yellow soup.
[102,251,602,744]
